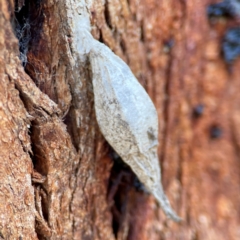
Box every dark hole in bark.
[104,0,112,29]
[13,0,30,66]
[107,150,146,237]
[13,0,44,69]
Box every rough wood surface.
[0,0,240,239]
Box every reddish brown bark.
[0,0,240,239]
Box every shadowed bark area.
[0,0,240,239]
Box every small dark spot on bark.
[193,104,204,118]
[165,39,175,49]
[210,125,223,139]
[140,20,145,42]
[207,0,240,19]
[163,39,174,53]
[207,1,234,18]
[222,27,240,64]
[90,10,97,25]
[120,38,127,54]
[147,128,157,141]
[99,30,104,43]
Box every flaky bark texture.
[0,0,240,239]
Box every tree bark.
[0,0,240,239]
